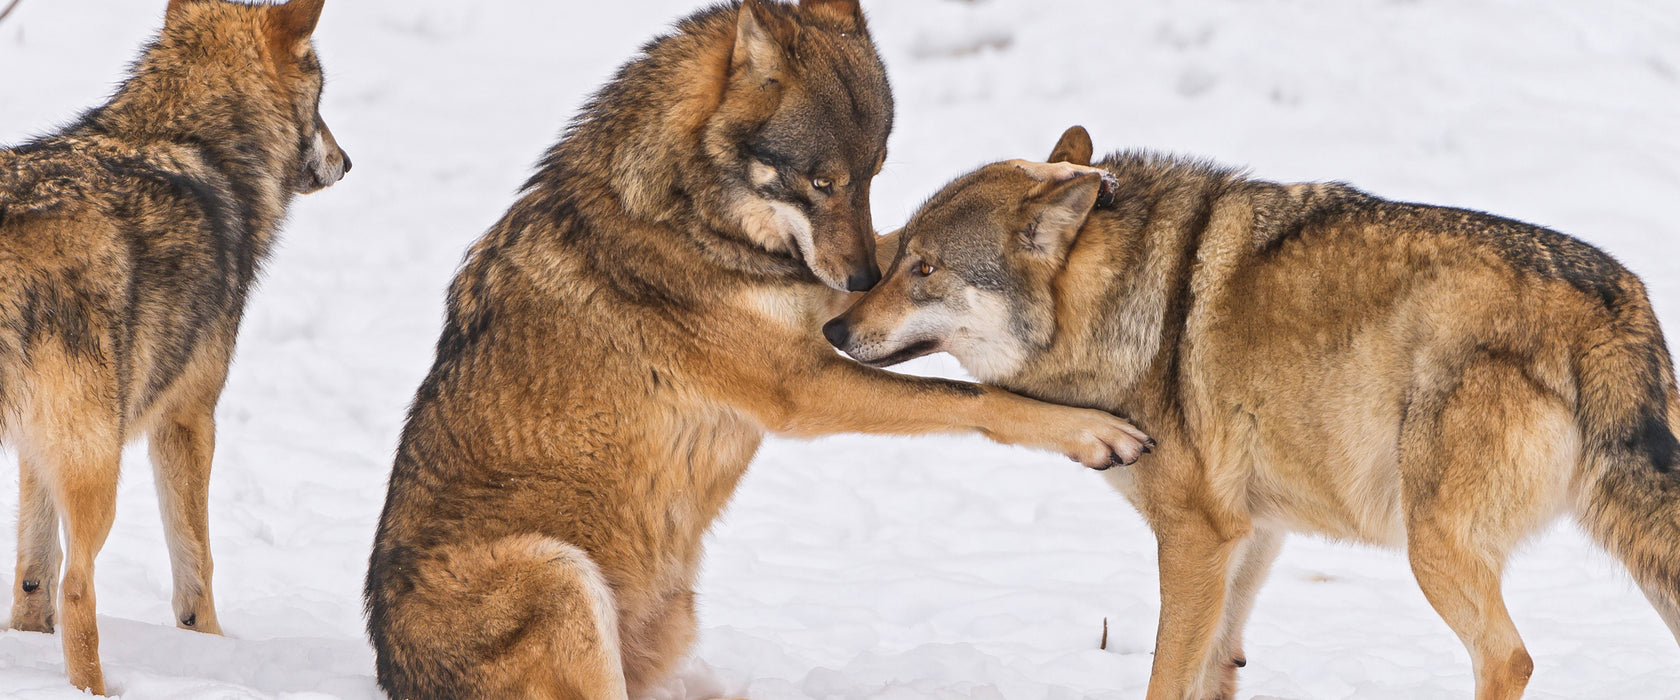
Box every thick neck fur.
[517,4,814,289]
[998,153,1250,422]
[70,15,302,252]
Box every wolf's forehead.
[919,169,1028,229]
[799,38,892,147]
[910,196,1010,261]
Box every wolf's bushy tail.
[1572,284,1680,642]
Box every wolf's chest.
[639,403,765,533]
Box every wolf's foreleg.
[1192,528,1283,700]
[149,402,223,635]
[729,355,1150,469]
[1146,512,1243,700]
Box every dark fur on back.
[1097,151,1680,462]
[1230,164,1680,477]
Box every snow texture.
[2,0,1679,698]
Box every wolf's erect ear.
[266,0,325,60]
[1047,126,1094,167]
[1020,169,1104,259]
[734,0,797,82]
[164,0,196,23]
[800,0,863,31]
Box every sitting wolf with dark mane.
[363,3,1148,699]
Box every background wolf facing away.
[0,0,348,694]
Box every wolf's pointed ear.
[1021,170,1104,259]
[800,0,863,31]
[1047,126,1094,167]
[266,0,325,60]
[734,0,796,82]
[165,0,194,23]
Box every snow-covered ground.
[3,0,1679,697]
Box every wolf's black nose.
[822,318,851,348]
[341,153,353,175]
[845,265,881,292]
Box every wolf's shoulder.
[0,137,110,219]
[2,134,222,223]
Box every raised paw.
[1060,408,1151,470]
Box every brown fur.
[2,0,347,693]
[832,126,1680,700]
[363,5,1148,699]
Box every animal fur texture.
[363,5,1148,700]
[829,125,1680,700]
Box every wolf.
[1,0,348,693]
[362,4,1150,699]
[827,125,1680,700]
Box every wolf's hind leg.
[395,535,630,700]
[620,588,698,698]
[11,456,62,632]
[36,429,122,696]
[149,402,223,634]
[13,354,125,695]
[1401,360,1571,700]
[1636,581,1680,645]
[1406,526,1530,700]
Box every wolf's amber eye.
[914,261,936,277]
[812,177,834,194]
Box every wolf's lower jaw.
[857,339,941,368]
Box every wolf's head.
[120,0,349,194]
[824,126,1112,379]
[584,0,892,292]
[711,0,892,291]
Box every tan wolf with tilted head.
[1,0,348,693]
[829,126,1680,700]
[363,4,1150,699]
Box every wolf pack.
[2,1,1676,699]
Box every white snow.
[2,0,1679,698]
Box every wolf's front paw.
[1059,409,1151,470]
